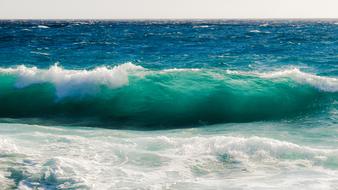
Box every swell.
[0,63,337,128]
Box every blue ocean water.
[0,20,338,189]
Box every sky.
[0,0,338,19]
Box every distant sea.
[0,20,338,189]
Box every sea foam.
[260,68,338,92]
[37,25,50,29]
[0,62,144,98]
[1,122,338,189]
[226,68,338,92]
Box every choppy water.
[0,20,338,189]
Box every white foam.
[30,51,50,56]
[0,138,18,155]
[1,64,338,98]
[249,30,262,33]
[260,23,269,27]
[37,25,49,29]
[1,123,338,189]
[0,62,144,98]
[172,136,338,165]
[0,137,20,188]
[260,68,338,92]
[192,25,210,28]
[160,68,201,73]
[226,68,338,92]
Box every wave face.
[0,63,337,127]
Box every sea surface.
[0,20,338,189]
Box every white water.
[226,68,338,92]
[0,63,144,98]
[1,123,338,190]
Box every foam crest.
[226,68,338,92]
[37,25,49,29]
[260,68,338,92]
[160,68,201,73]
[0,62,144,98]
[249,29,262,33]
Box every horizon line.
[1,18,338,21]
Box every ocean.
[0,20,338,189]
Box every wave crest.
[226,68,338,92]
[260,68,338,92]
[0,62,144,98]
[1,64,338,96]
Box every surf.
[0,63,337,128]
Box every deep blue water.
[1,20,337,73]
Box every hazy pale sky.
[1,0,338,19]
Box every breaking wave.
[0,63,337,127]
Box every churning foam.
[1,122,338,189]
[0,62,144,98]
[227,68,338,92]
[1,64,338,99]
[260,68,338,92]
[37,25,50,29]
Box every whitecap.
[193,25,210,28]
[30,51,50,56]
[37,25,49,29]
[160,68,201,73]
[249,30,261,33]
[0,62,144,98]
[260,23,269,27]
[260,68,338,92]
[226,68,338,92]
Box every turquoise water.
[0,20,338,189]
